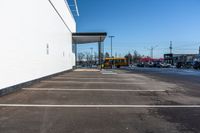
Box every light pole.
[132,49,134,64]
[109,36,115,68]
[109,36,115,58]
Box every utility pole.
[199,46,200,55]
[132,49,134,64]
[170,41,173,54]
[128,51,131,65]
[150,47,153,58]
[109,36,115,58]
[147,45,158,58]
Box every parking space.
[0,69,200,133]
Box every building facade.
[164,54,197,65]
[0,0,76,90]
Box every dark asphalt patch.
[125,68,200,98]
[0,107,179,133]
[151,108,200,133]
[0,90,169,105]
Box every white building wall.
[0,0,76,89]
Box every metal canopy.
[72,32,107,44]
[72,32,107,69]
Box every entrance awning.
[72,32,107,44]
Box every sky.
[74,0,200,58]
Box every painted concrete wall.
[0,0,76,89]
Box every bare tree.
[125,53,133,65]
[77,52,85,66]
[94,52,98,65]
[105,52,110,58]
[132,50,141,63]
[78,52,85,62]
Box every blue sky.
[75,0,200,58]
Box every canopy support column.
[75,43,77,68]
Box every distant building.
[194,55,200,62]
[194,47,200,61]
[139,57,164,63]
[164,54,197,65]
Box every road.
[0,68,200,133]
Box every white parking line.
[74,69,100,72]
[56,77,119,79]
[23,88,167,92]
[41,81,146,85]
[52,77,136,81]
[0,104,200,108]
[53,77,106,79]
[101,73,118,75]
[101,70,118,75]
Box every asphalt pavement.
[0,68,200,133]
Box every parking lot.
[0,69,200,133]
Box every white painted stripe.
[56,77,118,79]
[58,75,118,78]
[23,88,167,92]
[101,73,117,75]
[53,77,135,81]
[53,77,106,79]
[101,70,118,75]
[74,69,100,72]
[0,104,200,108]
[41,81,146,85]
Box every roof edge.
[72,32,107,36]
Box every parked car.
[146,62,154,67]
[160,63,171,68]
[193,61,200,70]
[176,62,183,68]
[184,61,193,69]
[154,62,162,68]
[137,63,145,67]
